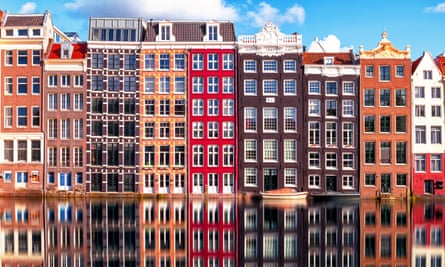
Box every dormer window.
[160,25,171,41]
[32,29,41,36]
[18,29,27,37]
[5,29,13,36]
[60,43,73,59]
[324,57,334,65]
[208,25,218,41]
[62,48,70,58]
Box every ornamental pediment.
[359,31,410,59]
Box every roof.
[435,55,445,75]
[145,21,235,42]
[4,14,45,27]
[47,43,88,59]
[411,55,422,73]
[302,51,356,65]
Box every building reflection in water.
[0,197,422,266]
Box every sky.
[2,0,445,59]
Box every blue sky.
[2,0,445,58]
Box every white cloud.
[19,2,37,13]
[425,2,445,13]
[64,0,238,21]
[307,35,352,52]
[246,2,305,28]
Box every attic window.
[5,30,13,36]
[32,29,41,36]
[208,25,218,41]
[18,29,27,36]
[324,57,334,65]
[160,25,171,41]
[62,48,70,59]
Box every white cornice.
[304,64,360,77]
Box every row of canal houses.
[0,10,445,198]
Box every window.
[207,76,219,93]
[145,54,155,70]
[4,77,13,95]
[380,142,391,164]
[192,54,203,70]
[364,116,375,132]
[223,122,234,138]
[343,175,354,189]
[73,94,83,111]
[91,53,103,69]
[415,105,425,117]
[284,169,297,187]
[174,99,185,116]
[263,80,278,95]
[380,65,390,81]
[244,108,257,131]
[309,122,320,146]
[424,70,433,80]
[174,54,185,70]
[174,122,185,138]
[343,153,354,169]
[244,168,257,186]
[74,75,83,87]
[31,140,41,162]
[396,142,407,164]
[396,116,406,132]
[396,174,407,186]
[263,108,278,131]
[326,81,337,95]
[60,75,70,87]
[431,154,442,172]
[159,146,170,166]
[394,65,404,77]
[343,122,353,147]
[17,107,27,127]
[4,140,13,162]
[60,119,70,139]
[192,99,204,116]
[308,99,320,116]
[263,60,277,72]
[431,126,442,144]
[193,145,204,166]
[208,122,218,138]
[192,122,204,139]
[192,77,204,93]
[207,99,218,116]
[284,60,296,72]
[18,50,28,65]
[415,126,426,144]
[159,122,170,138]
[364,89,375,106]
[160,25,171,40]
[32,107,40,127]
[223,77,234,93]
[284,140,297,162]
[326,153,337,169]
[223,145,234,166]
[174,146,185,167]
[124,76,136,92]
[244,140,257,162]
[263,140,278,161]
[415,154,426,172]
[124,98,135,114]
[343,81,355,95]
[144,122,154,138]
[159,77,170,93]
[326,122,337,147]
[309,175,320,188]
[208,145,219,166]
[91,75,103,91]
[283,79,297,95]
[208,54,218,70]
[61,94,70,111]
[380,115,390,133]
[380,89,390,106]
[284,107,297,132]
[365,142,375,163]
[108,76,119,91]
[48,119,57,139]
[159,100,170,116]
[144,99,154,115]
[432,105,442,117]
[5,50,13,65]
[365,174,376,186]
[309,81,320,94]
[326,100,337,117]
[223,54,233,70]
[244,60,256,72]
[415,87,425,98]
[395,89,406,106]
[60,147,70,167]
[124,54,136,70]
[144,146,154,166]
[342,100,354,116]
[32,77,40,94]
[17,77,28,94]
[4,107,12,128]
[108,54,120,69]
[309,152,320,168]
[432,87,441,98]
[223,99,234,116]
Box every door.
[326,175,337,192]
[263,168,278,191]
[193,173,204,193]
[208,173,218,194]
[223,173,234,193]
[59,172,72,190]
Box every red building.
[188,22,237,195]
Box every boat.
[260,187,309,200]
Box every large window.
[263,80,278,95]
[415,154,426,172]
[208,145,219,166]
[284,107,297,132]
[284,79,297,95]
[309,122,320,146]
[343,122,353,147]
[364,89,375,106]
[244,79,257,95]
[379,65,390,81]
[415,87,425,98]
[380,142,391,164]
[244,140,257,162]
[207,54,219,70]
[343,153,354,169]
[308,99,321,116]
[223,77,234,93]
[309,81,320,94]
[263,108,278,131]
[365,142,375,164]
[17,107,27,127]
[343,81,355,95]
[431,154,442,172]
[380,89,390,106]
[192,54,203,70]
[396,142,407,164]
[284,140,297,162]
[364,116,375,132]
[326,122,337,147]
[223,99,234,116]
[396,116,406,132]
[244,108,257,131]
[174,54,185,70]
[263,140,278,161]
[207,77,219,93]
[192,77,204,93]
[308,152,320,168]
[395,89,406,106]
[17,77,28,94]
[159,54,170,70]
[431,126,442,144]
[415,126,426,144]
[263,60,277,72]
[193,145,204,166]
[207,99,219,116]
[380,116,390,133]
[342,100,354,117]
[325,153,337,169]
[192,99,203,116]
[223,54,234,70]
[326,100,337,117]
[244,60,256,72]
[326,81,337,95]
[244,168,257,186]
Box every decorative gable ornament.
[359,31,410,59]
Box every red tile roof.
[302,51,355,65]
[145,21,235,42]
[4,14,45,27]
[435,55,445,76]
[47,43,87,59]
[411,55,422,73]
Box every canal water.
[0,196,436,266]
